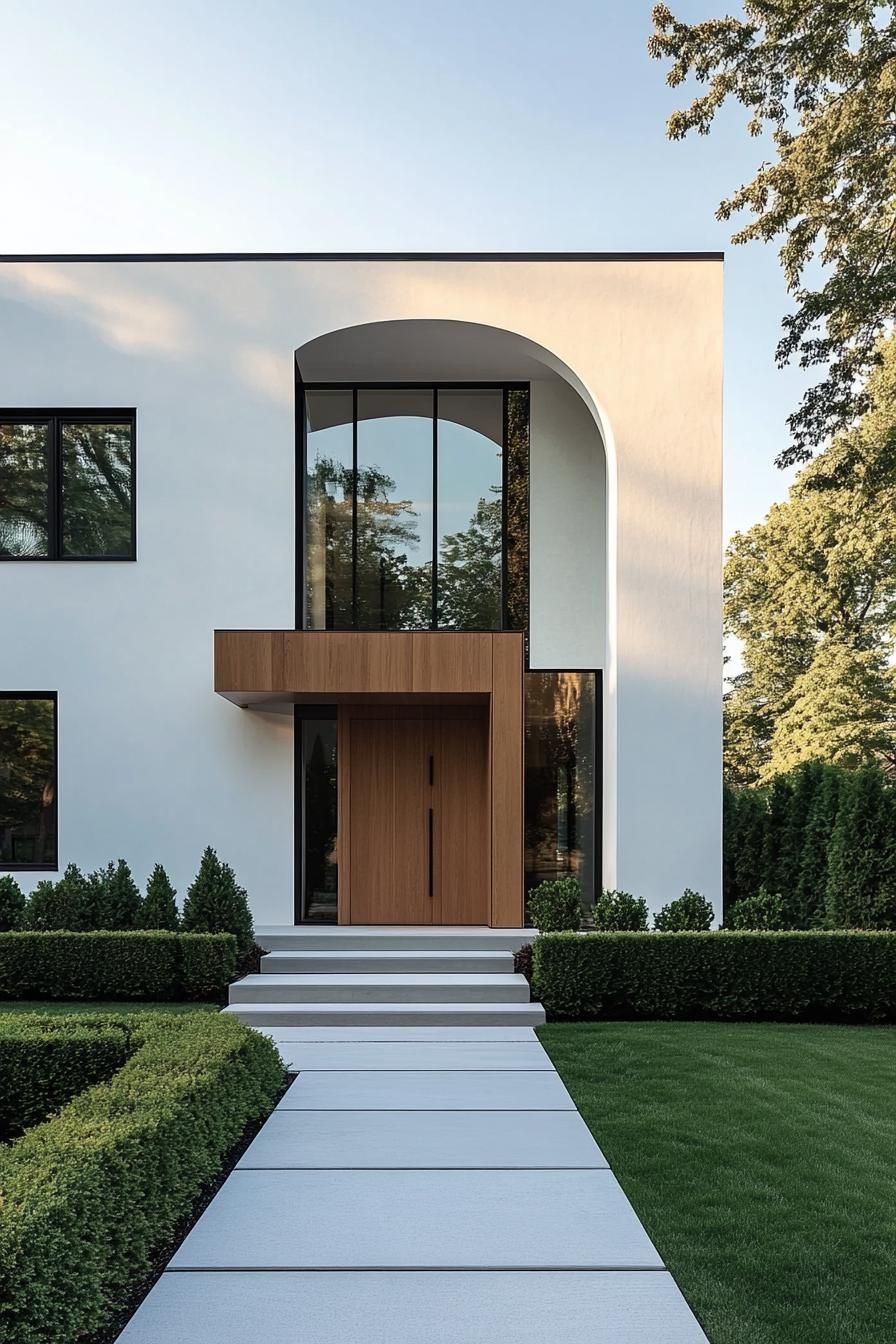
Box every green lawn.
[0,1000,219,1015]
[538,1022,896,1344]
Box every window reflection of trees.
[0,697,56,867]
[525,672,596,900]
[304,386,528,632]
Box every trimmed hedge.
[0,931,237,1002]
[532,931,896,1023]
[0,1010,284,1344]
[0,1015,132,1140]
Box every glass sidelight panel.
[524,671,598,909]
[300,716,338,922]
[436,389,503,629]
[305,390,354,630]
[356,389,433,630]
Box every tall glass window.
[300,716,338,921]
[305,390,354,630]
[524,671,599,909]
[436,390,503,629]
[302,385,528,632]
[356,390,433,630]
[0,694,57,869]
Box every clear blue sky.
[0,0,811,541]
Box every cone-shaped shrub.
[181,847,254,956]
[141,863,179,930]
[22,865,96,931]
[91,859,143,929]
[0,876,25,932]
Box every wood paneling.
[346,714,432,926]
[490,634,525,927]
[436,715,490,925]
[215,631,494,698]
[214,631,274,693]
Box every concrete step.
[255,925,536,953]
[222,1001,546,1028]
[229,973,530,1004]
[260,950,514,975]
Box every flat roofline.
[0,250,724,263]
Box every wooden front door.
[345,710,490,925]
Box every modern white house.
[0,253,723,931]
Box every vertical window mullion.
[432,388,438,629]
[49,417,61,560]
[351,387,358,630]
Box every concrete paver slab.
[237,1107,607,1169]
[277,1069,575,1110]
[275,1041,553,1070]
[169,1169,663,1270]
[118,1270,709,1344]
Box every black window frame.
[0,409,137,561]
[297,381,528,634]
[0,690,59,872]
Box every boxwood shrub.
[532,930,896,1023]
[0,931,237,1002]
[0,1010,284,1344]
[0,1015,132,1141]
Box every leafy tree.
[724,344,896,780]
[654,889,715,931]
[141,863,179,930]
[769,645,896,778]
[825,765,895,927]
[592,890,650,931]
[181,847,254,956]
[0,875,25,931]
[650,3,896,463]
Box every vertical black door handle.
[428,806,434,899]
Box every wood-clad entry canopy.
[214,631,524,927]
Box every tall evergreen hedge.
[724,761,896,930]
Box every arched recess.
[294,317,618,893]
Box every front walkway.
[119,1025,708,1343]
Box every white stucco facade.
[0,254,723,921]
